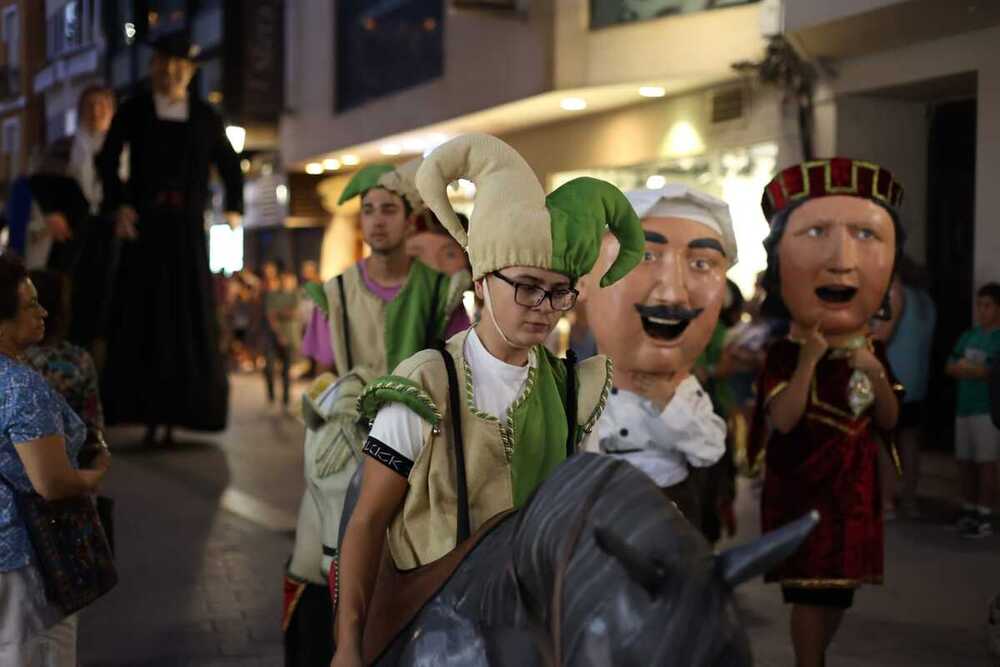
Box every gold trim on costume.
[805,412,870,436]
[582,357,614,435]
[463,348,539,463]
[764,381,789,408]
[779,576,882,589]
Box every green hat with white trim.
[336,159,424,212]
[415,133,643,286]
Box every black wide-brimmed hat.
[150,32,201,60]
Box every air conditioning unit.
[710,87,746,126]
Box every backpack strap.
[336,274,354,370]
[438,348,471,544]
[563,349,578,458]
[424,272,446,349]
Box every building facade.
[0,0,46,188]
[281,0,787,290]
[34,0,107,149]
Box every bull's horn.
[715,510,819,587]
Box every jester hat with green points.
[336,158,425,213]
[415,133,643,286]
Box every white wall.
[831,95,929,262]
[281,1,552,166]
[553,1,764,89]
[817,23,1000,291]
[499,83,796,184]
[783,0,907,33]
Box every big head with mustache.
[582,186,737,382]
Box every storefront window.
[551,142,777,297]
[590,0,758,29]
[335,0,444,111]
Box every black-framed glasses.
[491,271,579,311]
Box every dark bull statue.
[339,453,817,666]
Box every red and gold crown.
[761,158,904,222]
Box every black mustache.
[634,304,704,321]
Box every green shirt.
[951,326,1000,416]
[696,322,732,417]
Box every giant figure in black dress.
[97,33,243,442]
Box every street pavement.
[79,372,999,666]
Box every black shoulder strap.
[563,349,578,459]
[336,274,354,370]
[424,272,446,348]
[439,347,471,544]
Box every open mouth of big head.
[634,304,704,342]
[814,285,858,304]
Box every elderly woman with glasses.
[331,134,644,666]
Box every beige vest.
[383,331,611,570]
[323,264,389,378]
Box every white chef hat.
[625,184,738,266]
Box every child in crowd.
[946,282,1000,538]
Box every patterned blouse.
[24,341,104,435]
[0,355,86,571]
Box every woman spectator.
[0,253,110,664]
[24,270,106,441]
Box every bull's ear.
[715,510,819,587]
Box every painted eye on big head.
[690,258,717,272]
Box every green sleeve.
[696,323,727,369]
[357,375,442,427]
[303,282,328,317]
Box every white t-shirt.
[597,376,725,488]
[153,93,190,121]
[366,329,597,475]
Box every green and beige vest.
[312,260,468,378]
[358,329,613,570]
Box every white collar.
[153,93,190,121]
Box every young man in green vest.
[332,134,645,666]
[284,159,470,665]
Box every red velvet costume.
[750,337,903,588]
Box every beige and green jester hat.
[415,133,645,288]
[336,158,424,212]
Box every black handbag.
[16,492,118,615]
[77,434,116,556]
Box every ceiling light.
[402,138,426,152]
[341,154,360,166]
[323,158,341,171]
[560,97,587,111]
[646,175,667,189]
[639,86,666,98]
[305,163,323,175]
[422,134,450,156]
[380,144,402,156]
